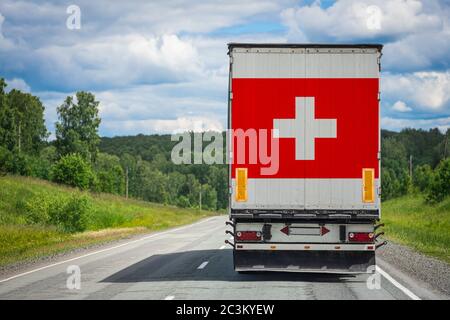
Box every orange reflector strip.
[270,245,276,250]
[362,168,375,203]
[334,246,341,250]
[235,168,248,202]
[304,245,310,250]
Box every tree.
[28,146,58,179]
[0,79,16,151]
[51,153,94,189]
[0,80,48,154]
[166,171,187,205]
[200,183,218,210]
[7,89,48,154]
[55,91,101,162]
[427,158,450,203]
[413,164,433,192]
[207,165,228,209]
[93,153,125,194]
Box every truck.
[226,43,384,273]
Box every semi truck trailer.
[226,43,384,273]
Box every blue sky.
[0,0,449,137]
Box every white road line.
[164,295,175,300]
[0,216,218,283]
[197,261,209,269]
[376,266,421,300]
[219,245,226,250]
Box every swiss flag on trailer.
[231,78,379,179]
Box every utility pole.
[199,184,202,211]
[18,120,21,153]
[409,155,413,177]
[125,167,129,199]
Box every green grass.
[0,175,218,267]
[381,194,450,263]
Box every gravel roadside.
[377,240,450,297]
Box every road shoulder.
[377,240,450,299]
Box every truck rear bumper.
[235,243,375,251]
[234,250,375,274]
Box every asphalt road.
[0,216,444,300]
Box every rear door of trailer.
[229,44,381,215]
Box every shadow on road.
[102,249,358,283]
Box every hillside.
[0,175,217,268]
[381,195,450,263]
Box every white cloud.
[281,0,443,41]
[382,71,450,112]
[0,12,14,50]
[5,77,30,92]
[391,100,412,112]
[111,1,280,35]
[38,74,228,136]
[2,0,449,136]
[0,0,282,47]
[103,116,224,135]
[32,33,203,90]
[382,19,450,71]
[382,116,450,132]
[281,0,449,72]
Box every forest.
[1,77,449,212]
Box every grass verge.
[0,175,218,268]
[381,194,450,264]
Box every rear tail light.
[236,231,262,241]
[348,232,374,243]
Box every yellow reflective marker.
[362,168,375,203]
[235,168,248,202]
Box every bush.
[51,153,93,189]
[177,196,190,208]
[0,147,33,176]
[25,193,91,233]
[50,195,91,233]
[24,194,52,225]
[427,158,450,203]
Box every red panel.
[231,78,379,179]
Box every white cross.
[273,97,337,160]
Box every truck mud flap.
[234,250,375,274]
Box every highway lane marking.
[164,295,175,300]
[376,266,421,300]
[197,261,209,269]
[0,216,219,284]
[219,245,226,249]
